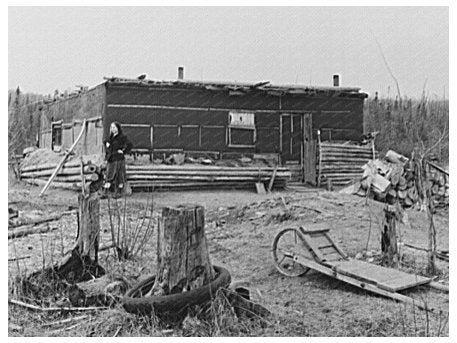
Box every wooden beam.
[268,165,278,193]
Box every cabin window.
[51,121,62,152]
[228,112,256,147]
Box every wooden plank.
[268,165,278,193]
[299,226,329,234]
[319,143,373,151]
[308,233,333,248]
[298,232,326,262]
[323,232,348,258]
[377,275,431,292]
[321,251,344,262]
[319,246,339,255]
[326,262,382,284]
[292,255,443,313]
[328,260,430,291]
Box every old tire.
[122,265,231,316]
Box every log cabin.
[34,70,368,184]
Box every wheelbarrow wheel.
[272,227,311,277]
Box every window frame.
[227,111,256,148]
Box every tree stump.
[381,205,399,267]
[55,193,105,283]
[147,205,214,297]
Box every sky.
[8,6,449,99]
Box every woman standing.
[103,122,132,197]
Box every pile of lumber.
[126,165,291,191]
[318,142,377,186]
[19,160,99,191]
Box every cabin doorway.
[280,113,315,184]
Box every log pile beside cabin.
[18,151,291,192]
[20,160,100,191]
[318,141,378,187]
[126,164,290,191]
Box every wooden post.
[371,138,376,160]
[317,130,322,187]
[147,205,214,296]
[424,160,437,274]
[381,205,399,267]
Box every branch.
[372,31,402,100]
[423,124,448,157]
[8,299,109,312]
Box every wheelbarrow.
[271,226,448,313]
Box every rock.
[355,252,363,260]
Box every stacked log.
[126,165,291,191]
[318,142,378,186]
[428,167,449,208]
[20,161,99,191]
[384,162,418,208]
[357,151,449,209]
[19,161,291,192]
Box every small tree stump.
[381,205,399,267]
[76,193,101,262]
[147,205,214,297]
[55,193,104,282]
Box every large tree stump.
[147,205,214,297]
[381,205,399,267]
[56,193,105,283]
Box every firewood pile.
[344,150,449,209]
[427,165,449,208]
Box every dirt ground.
[8,175,449,337]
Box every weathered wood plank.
[319,246,339,255]
[298,233,326,263]
[321,251,344,262]
[376,275,431,292]
[307,233,333,248]
[323,232,348,259]
[327,260,430,291]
